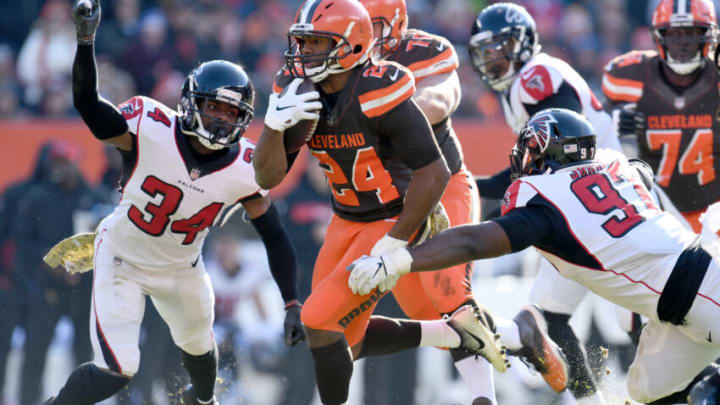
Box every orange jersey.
[274,60,441,221]
[602,50,720,212]
[384,28,464,174]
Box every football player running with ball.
[44,1,304,404]
[359,0,569,402]
[349,108,720,405]
[253,1,507,404]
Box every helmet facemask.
[510,133,547,180]
[285,25,370,83]
[370,12,400,58]
[654,25,717,74]
[469,30,524,91]
[180,87,253,151]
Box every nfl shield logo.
[190,168,201,180]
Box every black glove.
[612,103,645,137]
[71,0,101,45]
[283,302,305,346]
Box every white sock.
[575,391,606,405]
[455,355,497,404]
[495,316,522,351]
[419,319,461,348]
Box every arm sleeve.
[72,44,129,139]
[249,203,299,302]
[378,98,441,170]
[523,81,582,117]
[490,205,555,252]
[476,167,513,199]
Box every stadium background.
[0,0,714,404]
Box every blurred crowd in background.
[0,0,710,404]
[0,0,696,122]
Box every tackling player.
[44,1,303,404]
[253,1,506,404]
[468,3,622,402]
[602,0,720,233]
[348,108,720,405]
[360,0,568,401]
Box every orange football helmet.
[285,0,374,83]
[651,0,718,74]
[360,0,408,57]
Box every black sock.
[182,347,218,402]
[53,363,130,405]
[650,364,719,404]
[356,316,421,359]
[311,338,353,405]
[543,310,598,398]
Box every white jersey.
[502,53,622,152]
[101,96,266,271]
[501,153,697,319]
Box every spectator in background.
[16,0,75,110]
[205,234,284,405]
[97,56,137,106]
[95,0,141,61]
[12,141,109,405]
[0,142,53,405]
[121,10,171,94]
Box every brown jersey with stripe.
[274,59,440,221]
[602,50,720,212]
[384,28,464,174]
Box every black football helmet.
[469,3,540,91]
[179,60,254,150]
[510,108,596,180]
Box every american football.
[282,78,319,154]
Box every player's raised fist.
[71,0,101,45]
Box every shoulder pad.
[601,50,651,103]
[399,29,458,82]
[516,64,563,104]
[357,60,415,118]
[501,179,540,216]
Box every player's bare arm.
[382,99,450,240]
[253,126,289,189]
[412,71,461,125]
[71,0,133,151]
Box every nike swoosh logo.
[372,261,384,277]
[708,331,713,343]
[191,256,200,267]
[389,69,399,81]
[275,105,294,111]
[436,43,444,51]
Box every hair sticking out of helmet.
[651,0,718,75]
[285,0,374,83]
[468,3,540,92]
[179,60,254,150]
[510,108,597,180]
[360,0,408,58]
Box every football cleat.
[512,305,569,393]
[447,304,509,373]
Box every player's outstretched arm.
[71,0,132,151]
[348,221,511,295]
[253,126,290,189]
[242,195,305,346]
[413,71,461,125]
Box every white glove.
[347,248,413,295]
[371,234,408,256]
[265,78,322,132]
